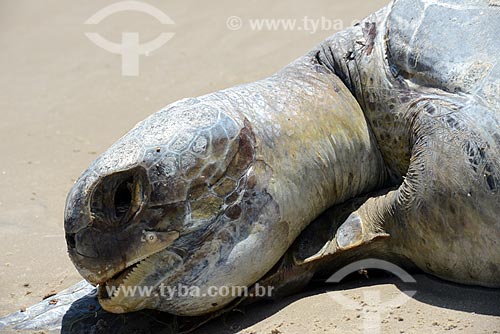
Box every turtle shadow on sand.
[57,273,500,334]
[193,274,500,333]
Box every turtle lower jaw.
[97,256,157,313]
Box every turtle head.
[64,97,281,315]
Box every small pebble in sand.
[444,324,458,330]
[20,306,26,312]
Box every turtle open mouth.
[98,262,140,299]
[97,255,157,311]
[93,229,181,313]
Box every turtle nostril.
[114,176,133,220]
[66,233,76,249]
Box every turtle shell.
[387,0,500,105]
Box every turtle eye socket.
[114,176,133,220]
[90,166,149,226]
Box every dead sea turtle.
[1,0,499,332]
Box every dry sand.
[0,0,499,332]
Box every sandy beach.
[1,0,499,332]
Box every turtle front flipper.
[338,97,500,288]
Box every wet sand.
[1,0,499,332]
